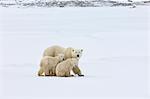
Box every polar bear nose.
[77,54,79,57]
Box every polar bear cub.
[38,54,64,76]
[56,58,78,77]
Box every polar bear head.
[57,54,65,62]
[71,48,83,59]
[70,58,79,67]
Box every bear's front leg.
[65,72,73,77]
[45,69,50,76]
[52,68,56,76]
[49,70,53,76]
[72,66,84,76]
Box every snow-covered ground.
[0,6,150,99]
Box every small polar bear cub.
[38,54,64,76]
[56,58,79,77]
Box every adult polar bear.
[43,45,84,76]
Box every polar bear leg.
[49,70,53,76]
[45,69,50,76]
[65,72,71,77]
[52,68,56,76]
[56,71,65,77]
[38,68,44,76]
[72,66,81,75]
[72,66,84,76]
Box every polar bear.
[43,45,83,60]
[38,54,64,76]
[56,58,78,77]
[43,45,84,76]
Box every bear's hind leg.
[38,68,44,76]
[65,72,72,77]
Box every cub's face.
[71,49,83,59]
[71,58,79,67]
[58,54,65,62]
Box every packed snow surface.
[0,6,150,99]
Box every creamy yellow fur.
[56,58,78,77]
[38,54,64,76]
[43,45,82,59]
[43,45,65,57]
[43,45,83,76]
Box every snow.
[0,6,150,99]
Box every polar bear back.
[43,45,65,57]
[43,45,73,59]
[43,45,83,60]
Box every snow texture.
[0,5,150,99]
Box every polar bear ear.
[81,49,83,52]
